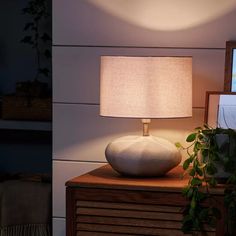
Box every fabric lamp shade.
[100,56,192,118]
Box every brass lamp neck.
[142,119,151,136]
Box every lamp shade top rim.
[101,55,193,59]
[99,114,193,119]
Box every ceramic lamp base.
[105,135,181,177]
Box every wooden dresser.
[66,165,225,236]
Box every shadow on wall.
[54,0,236,47]
[88,0,236,31]
[53,104,203,163]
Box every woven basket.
[2,95,51,121]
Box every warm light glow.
[89,0,236,31]
[100,56,192,118]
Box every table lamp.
[100,56,192,176]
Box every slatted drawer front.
[76,200,215,236]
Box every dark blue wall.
[0,0,51,95]
[0,0,52,174]
[0,143,51,174]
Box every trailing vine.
[176,126,236,235]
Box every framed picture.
[205,91,236,129]
[224,41,236,91]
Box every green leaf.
[193,158,199,168]
[191,178,202,186]
[227,174,236,184]
[197,191,207,201]
[208,177,217,187]
[44,49,51,58]
[39,68,49,76]
[182,186,190,196]
[193,218,201,230]
[24,22,34,31]
[41,33,51,42]
[203,123,211,129]
[201,149,209,158]
[187,188,194,198]
[196,166,203,176]
[183,158,191,170]
[199,208,209,220]
[22,7,30,14]
[194,141,201,152]
[189,154,195,162]
[206,164,217,175]
[34,16,41,22]
[189,168,196,176]
[179,127,236,233]
[198,163,206,169]
[175,142,183,148]
[211,207,221,219]
[195,127,202,131]
[182,214,194,233]
[189,207,195,217]
[20,36,33,44]
[186,133,197,142]
[182,214,192,224]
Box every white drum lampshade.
[100,56,192,176]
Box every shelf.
[0,119,52,131]
[0,127,52,144]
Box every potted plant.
[19,0,51,98]
[176,126,236,235]
[2,0,51,121]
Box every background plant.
[21,0,51,81]
[176,126,236,235]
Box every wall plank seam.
[53,159,107,164]
[52,45,225,50]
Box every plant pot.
[16,80,49,97]
[2,95,51,121]
[213,134,236,181]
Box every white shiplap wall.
[53,1,236,234]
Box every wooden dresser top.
[66,165,191,192]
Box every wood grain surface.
[66,165,224,236]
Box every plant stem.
[34,19,40,81]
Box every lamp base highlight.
[105,135,181,177]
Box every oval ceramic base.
[105,135,181,177]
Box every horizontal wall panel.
[53,160,104,217]
[53,103,204,162]
[53,217,65,236]
[53,0,236,48]
[53,103,139,162]
[53,46,225,107]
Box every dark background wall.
[0,0,52,174]
[0,0,36,95]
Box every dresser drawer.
[66,165,224,236]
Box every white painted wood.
[53,47,224,107]
[53,103,204,162]
[53,0,236,48]
[53,217,65,236]
[53,160,104,217]
[52,3,233,236]
[53,103,136,162]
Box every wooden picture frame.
[224,41,236,91]
[205,91,236,129]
